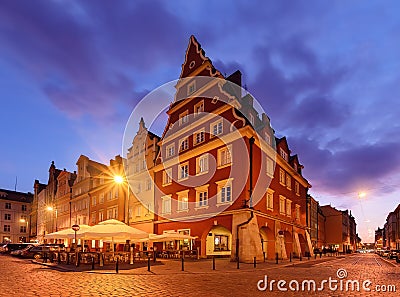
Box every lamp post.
[72,224,80,249]
[114,175,130,225]
[47,206,58,232]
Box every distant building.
[320,205,357,253]
[0,189,33,243]
[306,195,325,249]
[381,204,400,250]
[375,227,383,249]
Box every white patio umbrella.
[81,219,149,254]
[146,231,197,242]
[45,225,92,239]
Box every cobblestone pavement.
[1,253,399,297]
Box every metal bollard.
[300,254,302,261]
[66,253,70,265]
[91,256,95,270]
[57,252,61,264]
[212,256,215,270]
[253,257,256,268]
[148,256,151,272]
[237,257,240,269]
[290,252,292,262]
[115,257,119,273]
[263,252,266,262]
[315,253,317,259]
[153,251,156,263]
[181,256,184,271]
[308,253,310,260]
[75,252,80,267]
[276,253,278,264]
[320,252,322,258]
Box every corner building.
[152,36,312,262]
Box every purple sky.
[1,0,399,242]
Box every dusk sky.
[1,0,399,242]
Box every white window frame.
[264,133,271,145]
[216,178,233,205]
[187,81,196,95]
[195,185,209,208]
[295,204,300,220]
[279,195,286,215]
[295,181,300,196]
[218,145,232,168]
[194,100,204,116]
[286,199,292,217]
[166,143,175,158]
[178,162,189,181]
[210,119,223,137]
[161,195,172,214]
[196,154,209,175]
[194,129,205,145]
[249,113,254,125]
[177,190,189,212]
[266,188,274,211]
[266,157,274,177]
[179,137,189,152]
[163,168,172,186]
[286,174,292,190]
[179,110,189,126]
[280,148,288,161]
[279,169,286,186]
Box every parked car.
[388,250,400,259]
[381,250,390,258]
[0,243,34,254]
[20,244,65,260]
[10,245,36,257]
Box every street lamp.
[19,218,29,243]
[47,206,58,232]
[114,175,130,225]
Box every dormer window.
[249,114,254,125]
[194,100,204,116]
[187,81,196,95]
[294,163,298,172]
[179,110,189,126]
[280,148,288,161]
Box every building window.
[20,226,27,233]
[179,110,189,126]
[4,214,11,220]
[3,225,10,232]
[22,205,27,211]
[218,145,232,167]
[196,154,209,175]
[214,235,229,251]
[211,120,223,137]
[249,113,254,125]
[216,179,233,204]
[195,185,209,208]
[187,81,196,95]
[91,212,96,224]
[280,148,288,161]
[179,162,189,180]
[279,169,286,185]
[99,193,104,204]
[295,181,300,196]
[177,191,189,211]
[279,196,286,215]
[163,168,172,186]
[107,207,118,219]
[286,175,292,190]
[286,199,292,217]
[145,178,152,191]
[98,210,104,222]
[266,157,274,177]
[162,196,171,214]
[295,204,300,220]
[107,191,113,201]
[179,137,189,152]
[194,129,205,144]
[136,205,142,217]
[266,189,274,211]
[100,178,104,185]
[166,143,175,158]
[92,196,97,206]
[21,215,27,221]
[5,202,11,209]
[194,100,204,116]
[264,133,271,145]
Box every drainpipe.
[235,137,255,261]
